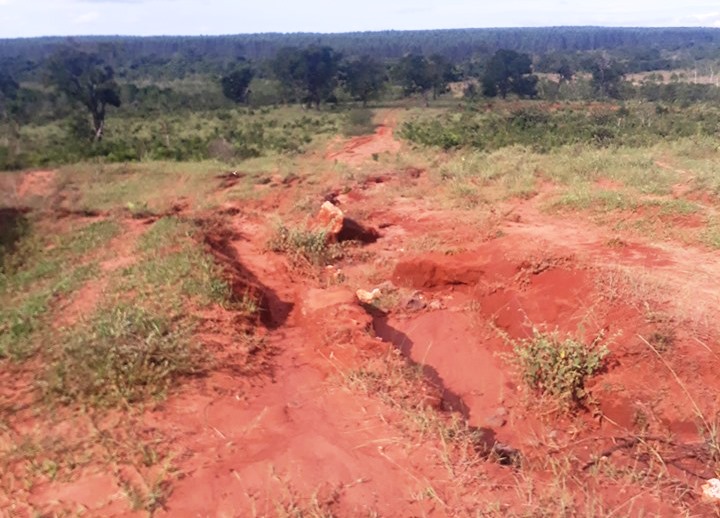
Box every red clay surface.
[3,113,720,516]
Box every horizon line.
[3,25,720,41]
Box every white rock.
[356,288,381,304]
[702,478,720,502]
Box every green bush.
[343,108,376,136]
[512,329,609,407]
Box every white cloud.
[74,11,100,24]
[675,11,720,26]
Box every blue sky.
[1,0,720,38]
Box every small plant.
[125,201,154,219]
[647,327,675,353]
[268,223,342,266]
[343,108,376,137]
[512,329,609,407]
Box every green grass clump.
[512,330,609,408]
[269,223,342,266]
[550,188,637,213]
[343,109,376,136]
[45,305,203,406]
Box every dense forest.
[2,26,720,169]
[4,27,720,81]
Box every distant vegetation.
[3,27,720,169]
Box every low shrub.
[511,329,609,408]
[268,223,342,266]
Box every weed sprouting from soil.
[269,223,343,266]
[511,329,609,408]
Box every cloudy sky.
[1,0,720,38]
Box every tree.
[428,54,458,100]
[557,60,574,83]
[590,57,626,99]
[301,46,342,108]
[482,49,538,99]
[221,62,254,104]
[271,47,306,103]
[0,71,19,120]
[271,46,341,108]
[341,56,386,106]
[394,54,435,105]
[47,48,121,142]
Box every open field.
[2,104,720,516]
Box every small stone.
[702,478,720,502]
[482,407,509,428]
[356,288,381,305]
[404,292,426,312]
[428,300,443,310]
[376,280,397,294]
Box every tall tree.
[394,54,435,105]
[271,47,306,103]
[47,48,121,142]
[428,54,457,100]
[221,61,254,104]
[341,56,386,106]
[0,71,19,120]
[482,49,538,99]
[301,46,342,108]
[590,57,626,99]
[271,46,341,108]
[557,60,574,83]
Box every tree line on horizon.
[0,42,642,143]
[3,26,720,169]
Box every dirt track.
[5,112,720,516]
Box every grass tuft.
[269,223,343,266]
[45,305,204,406]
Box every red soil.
[4,113,720,516]
[16,170,58,199]
[326,111,402,165]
